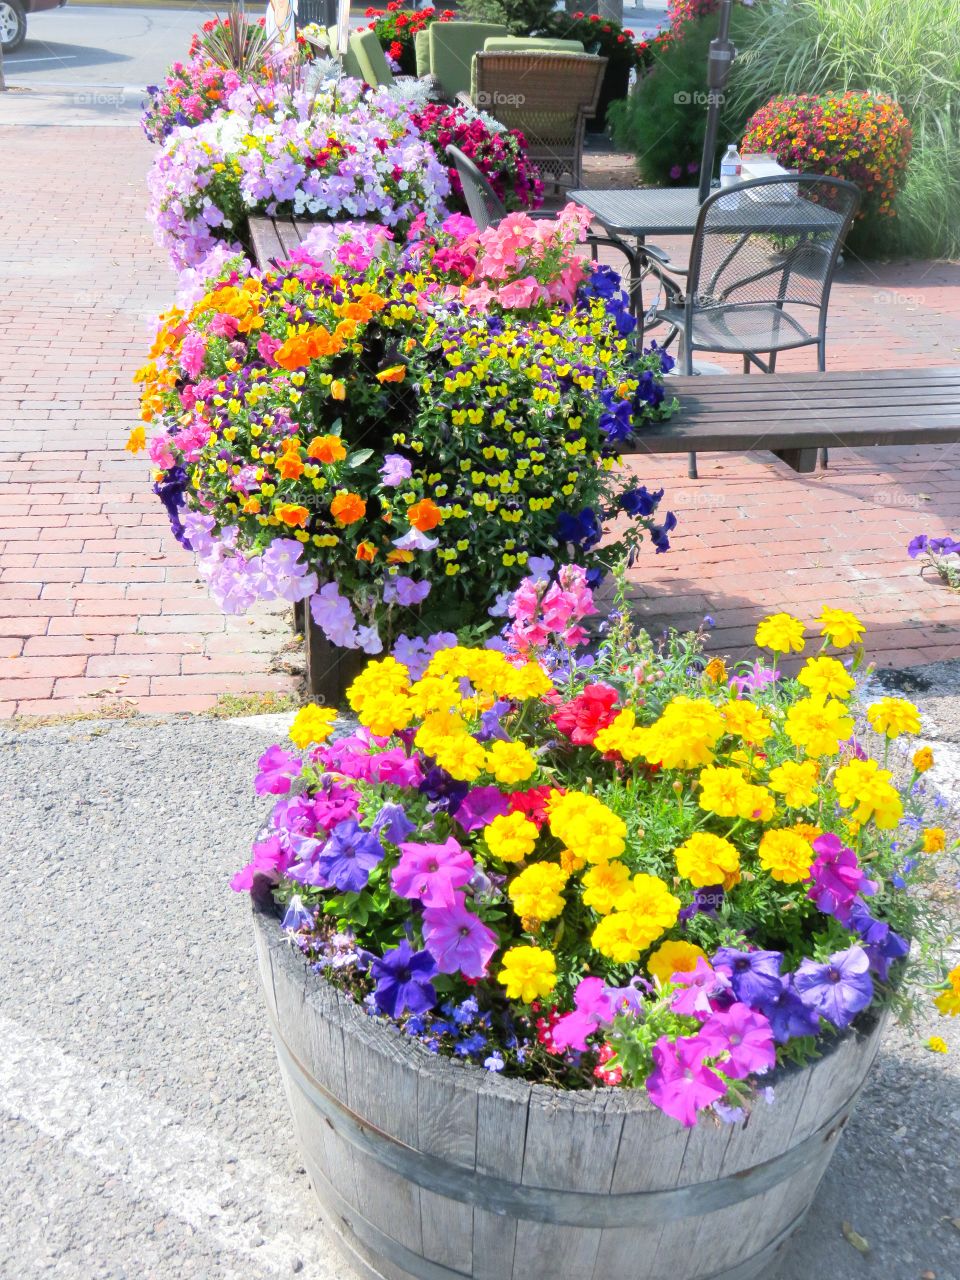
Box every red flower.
[507,785,556,829]
[549,683,620,746]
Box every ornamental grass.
[234,577,959,1127]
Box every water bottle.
[719,143,742,205]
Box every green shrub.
[608,7,754,187]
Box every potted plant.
[538,10,654,132]
[234,577,957,1279]
[359,2,455,76]
[134,206,678,703]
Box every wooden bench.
[249,217,960,475]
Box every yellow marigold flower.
[591,912,646,964]
[125,426,147,453]
[923,827,946,854]
[784,697,854,758]
[559,847,586,875]
[703,657,727,684]
[508,862,568,922]
[767,759,819,808]
[790,821,821,843]
[698,765,773,821]
[721,699,772,745]
[640,696,725,770]
[674,832,741,889]
[501,660,553,702]
[927,1035,949,1053]
[755,612,805,654]
[797,656,855,701]
[834,757,903,830]
[935,967,960,1016]
[912,746,934,773]
[581,860,631,915]
[866,697,921,739]
[818,606,865,648]
[593,708,648,761]
[499,946,557,1003]
[647,940,709,987]
[486,739,537,785]
[407,673,461,719]
[758,828,815,883]
[591,875,679,963]
[433,734,487,782]
[548,791,626,863]
[289,703,337,749]
[484,811,539,864]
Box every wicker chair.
[467,51,607,190]
[446,144,640,313]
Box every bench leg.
[819,447,829,469]
[773,447,819,474]
[687,452,698,479]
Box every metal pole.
[697,0,735,203]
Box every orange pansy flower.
[355,541,378,562]
[276,454,304,481]
[408,498,442,531]
[330,492,366,526]
[275,503,309,528]
[307,435,347,464]
[376,364,406,384]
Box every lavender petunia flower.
[794,946,874,1029]
[422,893,498,978]
[380,453,413,486]
[384,575,431,607]
[371,802,416,845]
[393,527,439,553]
[281,895,316,932]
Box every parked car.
[1,0,66,54]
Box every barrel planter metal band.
[253,901,888,1280]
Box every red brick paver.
[0,128,958,719]
[0,125,292,717]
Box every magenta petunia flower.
[392,837,475,910]
[551,977,619,1052]
[229,834,292,891]
[646,1034,727,1127]
[807,833,876,924]
[669,957,730,1018]
[421,893,498,977]
[696,1004,776,1080]
[254,744,302,796]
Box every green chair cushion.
[349,28,395,88]
[429,21,508,100]
[482,36,584,52]
[414,27,431,78]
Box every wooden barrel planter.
[252,898,887,1280]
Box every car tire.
[0,0,27,53]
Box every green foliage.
[608,7,755,187]
[459,0,556,36]
[728,0,960,257]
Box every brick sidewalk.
[0,126,957,718]
[0,126,292,717]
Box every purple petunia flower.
[392,836,475,910]
[848,901,910,981]
[454,785,511,832]
[907,534,929,558]
[807,833,876,924]
[371,940,437,1018]
[371,802,416,845]
[315,820,385,894]
[380,453,412,487]
[794,946,874,1028]
[281,894,316,932]
[384,575,431,607]
[422,893,498,978]
[758,977,822,1043]
[254,744,302,796]
[712,948,784,1007]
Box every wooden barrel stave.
[254,904,886,1280]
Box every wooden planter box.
[252,898,887,1280]
[293,600,366,707]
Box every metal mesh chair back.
[685,175,860,345]
[446,145,507,231]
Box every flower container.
[252,894,887,1280]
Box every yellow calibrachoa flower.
[818,606,865,648]
[486,739,537,785]
[288,703,338,749]
[674,832,740,888]
[581,860,631,914]
[547,790,626,863]
[767,759,819,808]
[498,946,557,1003]
[720,700,772,745]
[866,697,921,739]
[834,758,903,829]
[508,862,568,922]
[934,966,960,1017]
[797,655,855,701]
[784,697,854,758]
[923,827,946,854]
[757,828,815,883]
[912,746,934,773]
[639,696,725,769]
[647,940,708,987]
[484,811,539,864]
[755,612,805,654]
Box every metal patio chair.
[445,144,640,313]
[645,174,861,477]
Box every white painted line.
[0,1013,343,1278]
[7,54,78,64]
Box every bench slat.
[248,216,287,269]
